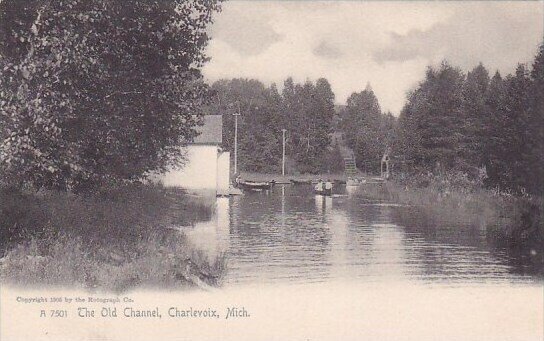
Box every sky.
[202,1,544,115]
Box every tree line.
[208,78,397,175]
[211,43,543,196]
[395,43,543,195]
[208,77,341,174]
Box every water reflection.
[314,194,333,216]
[184,197,229,259]
[182,185,539,286]
[326,207,350,279]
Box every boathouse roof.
[193,115,223,145]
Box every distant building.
[158,115,230,196]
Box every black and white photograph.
[0,0,543,340]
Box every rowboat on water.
[314,181,333,196]
[236,180,275,191]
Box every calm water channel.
[185,185,540,286]
[2,185,542,341]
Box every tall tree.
[461,63,490,169]
[0,0,222,191]
[484,71,507,188]
[485,65,532,192]
[528,42,544,194]
[393,87,424,170]
[297,78,335,172]
[341,84,389,173]
[279,77,335,173]
[239,81,283,172]
[209,78,285,173]
[396,62,465,172]
[381,111,397,152]
[280,77,300,169]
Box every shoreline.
[0,184,225,292]
[355,179,543,256]
[237,171,367,184]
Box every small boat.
[290,179,313,185]
[237,180,275,191]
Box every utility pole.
[233,103,241,175]
[282,129,287,176]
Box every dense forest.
[208,77,342,174]
[395,45,543,195]
[210,42,543,195]
[207,78,395,174]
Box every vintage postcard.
[0,0,543,340]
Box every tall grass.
[356,175,543,251]
[0,184,225,292]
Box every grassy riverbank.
[356,174,543,252]
[0,184,225,292]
